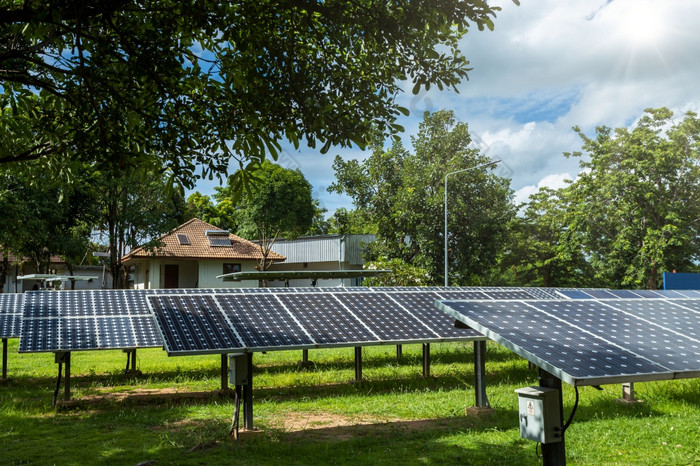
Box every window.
[177,234,191,245]
[223,263,241,275]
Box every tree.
[498,187,593,287]
[217,161,315,271]
[363,257,431,287]
[97,169,189,288]
[327,207,377,235]
[330,110,515,284]
[564,108,700,289]
[0,166,99,286]
[1,1,518,192]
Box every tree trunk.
[648,263,658,290]
[0,252,8,293]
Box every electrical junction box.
[515,386,562,443]
[228,354,249,386]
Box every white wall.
[198,260,259,288]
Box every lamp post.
[444,160,500,287]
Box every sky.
[193,0,700,214]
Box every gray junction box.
[515,386,562,444]
[228,354,249,386]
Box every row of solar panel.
[438,298,700,386]
[3,286,700,354]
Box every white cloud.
[513,173,573,206]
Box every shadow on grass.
[254,344,524,375]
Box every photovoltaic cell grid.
[436,298,700,386]
[17,288,238,353]
[0,293,24,339]
[148,287,574,355]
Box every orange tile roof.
[122,218,285,263]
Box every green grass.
[1,339,698,465]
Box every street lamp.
[444,159,500,286]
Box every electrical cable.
[52,361,63,408]
[562,385,579,433]
[229,385,242,440]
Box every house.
[264,234,376,287]
[122,218,284,289]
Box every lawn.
[1,339,698,465]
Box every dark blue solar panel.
[603,299,700,341]
[557,289,595,299]
[438,295,700,386]
[275,293,377,344]
[334,293,432,341]
[605,290,640,299]
[0,293,23,338]
[217,294,313,348]
[147,294,241,354]
[383,291,478,338]
[20,290,165,353]
[583,289,618,299]
[437,300,671,386]
[531,300,700,372]
[18,318,57,352]
[628,290,664,298]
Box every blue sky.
[193,0,700,214]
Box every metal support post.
[131,349,137,371]
[396,344,402,359]
[302,349,309,364]
[64,352,71,402]
[474,340,490,408]
[539,369,566,466]
[243,353,254,430]
[622,382,635,401]
[2,338,7,380]
[354,347,362,382]
[422,343,430,378]
[221,354,228,391]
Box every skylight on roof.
[177,234,191,245]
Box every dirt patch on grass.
[56,388,230,408]
[268,411,460,442]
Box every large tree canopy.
[0,0,516,189]
[330,110,515,285]
[563,108,700,289]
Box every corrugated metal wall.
[270,235,376,265]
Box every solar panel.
[275,293,375,345]
[437,298,700,386]
[386,291,472,338]
[19,290,164,352]
[337,293,436,341]
[208,237,232,247]
[147,288,490,356]
[0,293,23,339]
[18,289,229,353]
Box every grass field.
[1,339,698,465]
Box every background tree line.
[2,106,698,290]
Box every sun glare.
[617,5,666,45]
